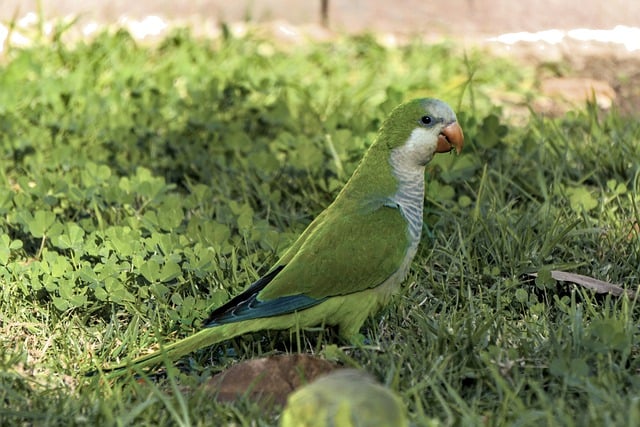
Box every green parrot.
[97,98,463,374]
[280,369,409,427]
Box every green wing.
[203,201,411,326]
[259,202,410,300]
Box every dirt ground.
[494,42,640,118]
[563,54,640,117]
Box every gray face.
[418,98,458,127]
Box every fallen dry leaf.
[203,353,339,408]
[531,270,636,298]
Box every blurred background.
[1,0,638,113]
[0,0,638,34]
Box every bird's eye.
[420,115,432,125]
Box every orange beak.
[435,122,464,154]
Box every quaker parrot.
[97,98,464,374]
[280,369,409,427]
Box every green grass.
[1,24,640,426]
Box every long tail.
[90,319,265,377]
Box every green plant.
[1,23,640,426]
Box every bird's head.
[332,98,464,204]
[382,98,464,167]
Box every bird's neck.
[387,160,425,243]
[384,131,434,243]
[332,137,426,243]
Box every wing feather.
[259,203,410,300]
[203,202,411,326]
